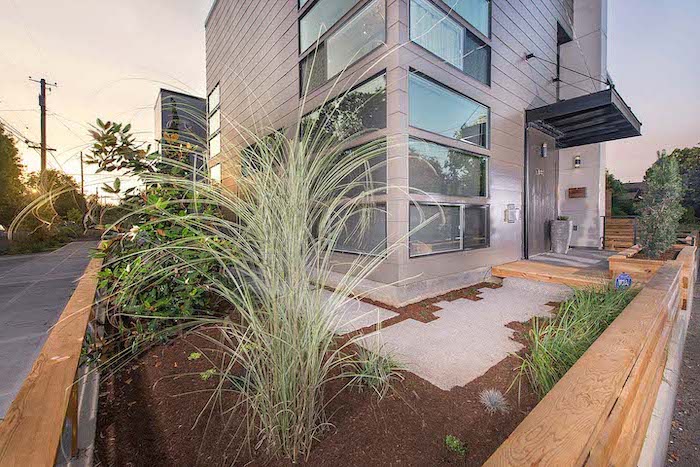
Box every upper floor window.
[209,132,221,157]
[207,84,220,113]
[409,0,491,85]
[300,0,359,52]
[208,109,220,137]
[300,0,385,95]
[409,72,489,148]
[446,0,490,36]
[302,72,387,141]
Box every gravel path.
[667,283,700,465]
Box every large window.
[335,203,387,254]
[210,163,222,183]
[208,109,220,137]
[409,203,489,256]
[326,0,385,78]
[409,138,487,198]
[302,73,387,141]
[207,84,220,113]
[300,0,385,95]
[300,0,359,52]
[209,133,221,157]
[409,0,491,85]
[409,72,489,147]
[446,0,490,36]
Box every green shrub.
[638,152,684,258]
[519,285,638,398]
[347,344,404,400]
[444,435,467,456]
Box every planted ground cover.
[518,285,638,397]
[95,329,540,466]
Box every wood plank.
[491,260,608,288]
[485,263,682,466]
[0,258,102,466]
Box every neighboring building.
[205,0,641,305]
[621,181,646,203]
[154,88,207,151]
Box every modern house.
[204,0,641,305]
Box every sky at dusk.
[0,0,697,192]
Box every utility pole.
[28,77,57,175]
[80,151,85,196]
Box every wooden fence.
[486,260,686,466]
[0,258,102,466]
[603,216,638,250]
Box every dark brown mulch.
[95,328,539,467]
[632,247,681,261]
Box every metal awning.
[526,88,642,148]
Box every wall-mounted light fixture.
[541,142,548,158]
[574,155,582,168]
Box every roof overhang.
[526,88,642,149]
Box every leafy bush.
[519,285,638,398]
[638,152,684,258]
[444,435,467,456]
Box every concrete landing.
[0,241,96,419]
[359,278,573,391]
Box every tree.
[0,125,26,228]
[25,169,85,218]
[637,151,684,258]
[606,171,637,216]
[668,145,700,224]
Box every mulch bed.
[632,247,681,261]
[95,323,540,466]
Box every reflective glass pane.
[464,29,490,85]
[409,73,489,147]
[300,43,327,95]
[327,0,385,78]
[409,204,462,256]
[302,73,386,141]
[336,204,387,254]
[208,85,220,112]
[300,0,358,52]
[446,0,490,36]
[210,163,222,183]
[410,0,463,69]
[463,204,489,248]
[208,109,220,136]
[209,133,221,157]
[409,138,487,197]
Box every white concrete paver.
[358,278,573,390]
[321,289,398,334]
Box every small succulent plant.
[444,435,467,456]
[479,388,510,415]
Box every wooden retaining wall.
[0,258,102,466]
[486,262,684,466]
[604,217,638,251]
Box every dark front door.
[527,128,558,257]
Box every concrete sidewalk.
[0,241,96,418]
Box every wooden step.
[492,260,609,288]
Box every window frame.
[299,0,387,96]
[408,201,490,258]
[408,0,492,86]
[408,70,491,149]
[207,83,222,157]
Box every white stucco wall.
[557,0,608,248]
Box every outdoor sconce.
[574,155,582,168]
[540,142,548,158]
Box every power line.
[28,77,58,174]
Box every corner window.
[326,0,385,78]
[300,0,359,52]
[409,138,488,198]
[409,203,489,257]
[409,0,491,85]
[446,0,490,36]
[335,203,387,254]
[302,73,387,141]
[300,0,386,95]
[208,83,221,157]
[409,72,489,148]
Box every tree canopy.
[0,125,26,228]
